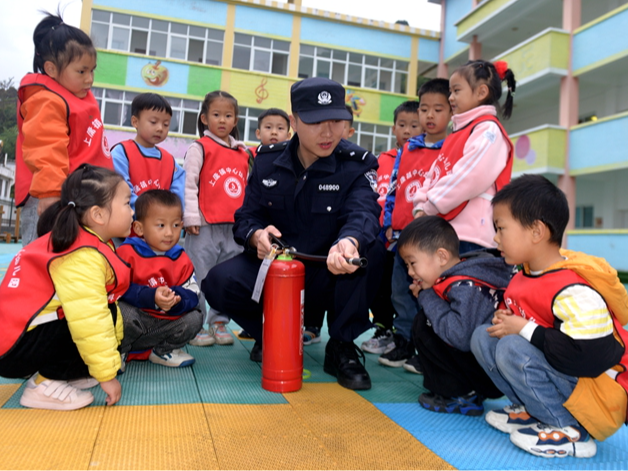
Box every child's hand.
[409,280,421,298]
[385,227,393,242]
[492,308,512,324]
[185,226,200,236]
[487,309,527,338]
[155,286,181,311]
[100,378,121,406]
[37,196,61,216]
[414,210,426,219]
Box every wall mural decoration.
[141,60,170,87]
[346,89,366,117]
[255,78,269,104]
[515,134,536,165]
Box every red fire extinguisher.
[262,254,305,393]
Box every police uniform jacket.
[233,135,381,256]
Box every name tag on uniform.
[318,183,340,192]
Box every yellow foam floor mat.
[0,383,452,470]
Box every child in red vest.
[398,216,509,415]
[117,190,202,369]
[16,13,112,246]
[361,101,421,356]
[471,175,628,458]
[184,91,250,347]
[378,81,452,371]
[0,165,133,410]
[111,93,185,213]
[413,60,516,250]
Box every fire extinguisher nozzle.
[345,257,368,268]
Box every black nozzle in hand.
[345,257,368,268]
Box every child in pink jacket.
[413,60,516,251]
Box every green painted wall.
[379,94,412,124]
[187,66,222,98]
[94,52,127,86]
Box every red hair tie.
[494,61,508,80]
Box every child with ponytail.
[16,13,112,246]
[412,60,516,251]
[183,91,251,346]
[0,165,133,410]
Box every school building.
[81,0,628,270]
[80,0,440,160]
[434,0,628,272]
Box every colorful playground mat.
[1,242,628,470]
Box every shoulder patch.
[364,169,378,193]
[256,141,289,154]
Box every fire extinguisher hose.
[285,249,368,268]
[269,234,368,267]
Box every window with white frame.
[349,122,395,155]
[92,87,202,136]
[91,10,224,65]
[232,33,290,76]
[298,45,408,94]
[237,107,266,142]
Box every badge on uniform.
[318,183,340,192]
[364,169,378,193]
[262,178,278,188]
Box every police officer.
[202,77,384,390]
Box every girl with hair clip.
[183,91,251,347]
[0,165,133,411]
[16,12,112,246]
[413,60,516,253]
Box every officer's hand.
[327,238,360,275]
[251,225,282,259]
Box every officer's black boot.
[323,339,371,390]
[250,341,262,362]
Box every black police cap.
[290,77,352,124]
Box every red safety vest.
[377,149,396,226]
[392,144,441,231]
[116,243,195,320]
[0,229,130,358]
[505,269,628,401]
[113,140,175,195]
[194,136,249,224]
[431,115,513,221]
[15,74,112,206]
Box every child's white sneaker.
[20,376,94,410]
[67,377,99,389]
[212,322,234,345]
[510,423,597,458]
[189,327,216,347]
[149,348,195,367]
[485,404,537,433]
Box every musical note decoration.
[255,78,269,104]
